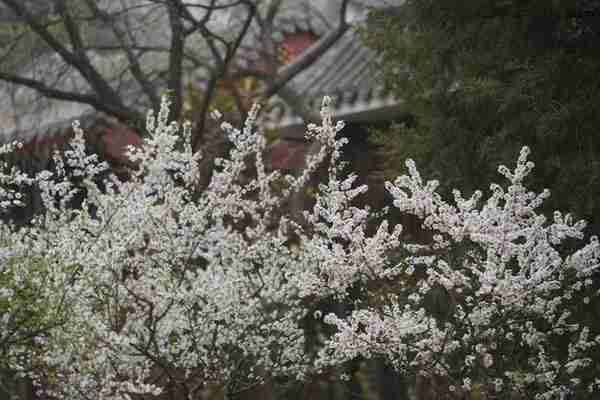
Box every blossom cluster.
[318,148,600,399]
[0,97,330,399]
[0,96,598,399]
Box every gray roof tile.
[265,28,402,133]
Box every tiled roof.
[264,28,402,136]
[0,1,403,147]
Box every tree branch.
[52,0,86,60]
[193,1,256,150]
[166,0,186,120]
[0,72,140,123]
[262,0,350,98]
[1,0,142,125]
[165,0,226,68]
[83,0,161,112]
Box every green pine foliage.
[363,0,600,232]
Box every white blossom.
[318,143,600,398]
[0,95,598,399]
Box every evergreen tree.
[363,0,600,233]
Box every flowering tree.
[0,96,599,400]
[317,148,600,399]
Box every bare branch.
[265,0,283,25]
[52,0,86,59]
[193,1,257,150]
[262,0,351,98]
[164,1,185,120]
[163,0,228,61]
[83,0,161,111]
[1,0,141,124]
[0,71,139,122]
[223,1,256,65]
